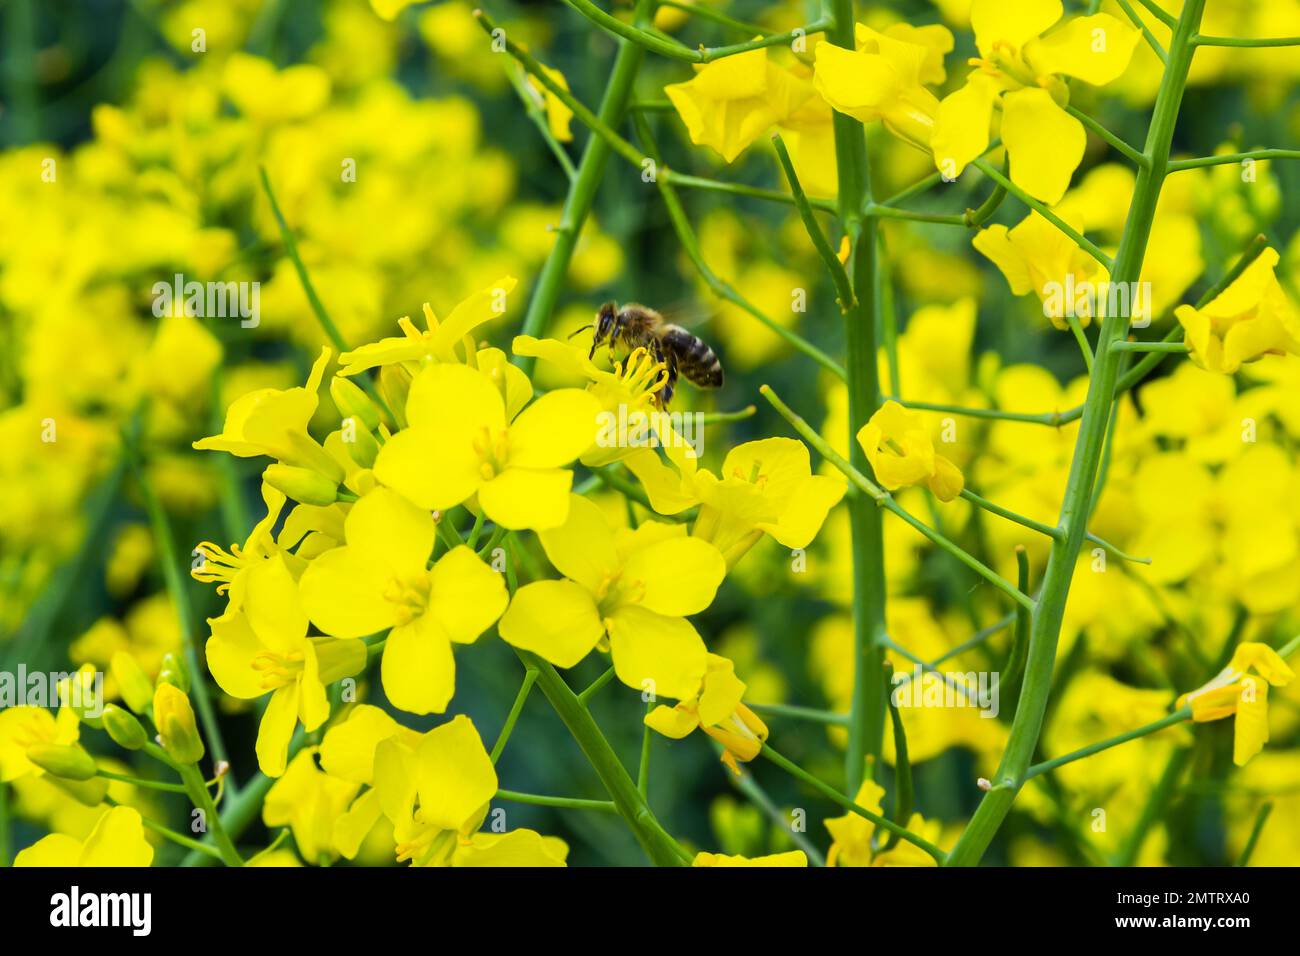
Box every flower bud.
[56,665,105,728]
[160,652,190,692]
[330,376,382,431]
[379,364,412,427]
[154,684,205,764]
[341,424,380,469]
[102,704,148,750]
[111,651,155,714]
[27,743,98,781]
[50,775,109,807]
[264,463,340,506]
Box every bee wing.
[653,299,714,332]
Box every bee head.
[595,301,618,344]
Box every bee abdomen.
[663,326,723,388]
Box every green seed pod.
[264,463,340,506]
[111,651,155,714]
[341,423,380,469]
[330,375,382,431]
[27,743,98,781]
[102,704,148,751]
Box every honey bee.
[573,302,723,406]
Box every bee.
[572,302,723,406]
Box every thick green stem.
[828,0,888,796]
[946,0,1207,866]
[178,764,243,866]
[497,0,655,372]
[517,652,690,866]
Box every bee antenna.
[567,324,593,340]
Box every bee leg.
[662,350,678,407]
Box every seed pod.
[330,376,382,431]
[102,704,148,751]
[27,743,98,781]
[111,652,155,714]
[264,463,340,506]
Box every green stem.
[638,700,653,796]
[632,114,847,378]
[517,652,691,865]
[558,0,829,62]
[106,798,222,860]
[1235,803,1273,866]
[971,158,1113,269]
[178,763,243,866]
[0,783,9,867]
[1115,0,1167,61]
[760,743,946,864]
[1110,340,1189,353]
[1113,746,1191,866]
[1065,104,1147,167]
[829,0,888,796]
[96,769,188,793]
[1168,148,1300,171]
[128,445,230,775]
[1025,709,1192,782]
[491,668,538,764]
[494,790,617,813]
[772,133,856,312]
[1193,35,1300,47]
[478,2,654,371]
[946,0,1208,866]
[729,765,827,865]
[749,702,849,726]
[577,665,617,706]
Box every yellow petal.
[427,546,508,644]
[382,617,456,716]
[930,73,999,179]
[1024,14,1140,86]
[333,788,384,859]
[405,360,506,430]
[971,0,1063,54]
[344,487,436,573]
[372,425,482,511]
[479,467,573,531]
[645,704,700,739]
[1228,642,1296,686]
[606,605,708,701]
[243,553,308,653]
[206,610,270,700]
[622,536,726,617]
[77,806,154,867]
[498,580,605,668]
[454,829,569,867]
[299,544,396,638]
[1002,88,1084,204]
[414,715,497,834]
[256,684,300,777]
[507,389,602,468]
[538,494,620,592]
[812,43,903,125]
[1233,677,1270,766]
[15,833,82,867]
[763,474,847,548]
[320,704,404,784]
[928,455,966,502]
